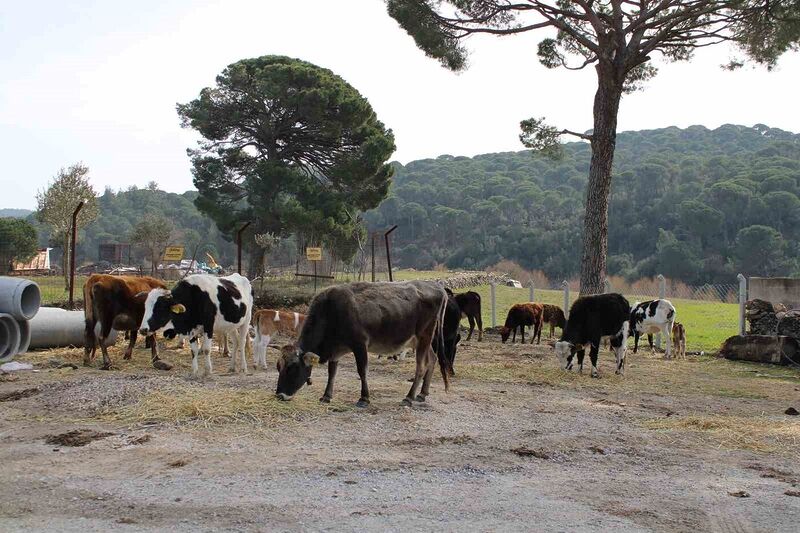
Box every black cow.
[275,281,449,407]
[138,273,253,378]
[553,293,630,378]
[434,292,461,375]
[445,288,483,341]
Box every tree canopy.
[177,55,396,274]
[0,217,38,273]
[387,0,800,293]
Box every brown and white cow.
[83,274,169,370]
[275,281,449,407]
[252,309,306,370]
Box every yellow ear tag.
[171,303,186,314]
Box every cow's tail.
[436,290,450,392]
[83,278,93,322]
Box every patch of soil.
[0,388,40,402]
[168,459,189,468]
[510,446,550,459]
[45,429,114,447]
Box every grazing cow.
[138,273,253,378]
[671,322,686,359]
[83,274,168,370]
[433,292,461,375]
[275,281,449,407]
[500,303,543,344]
[539,304,566,342]
[629,299,677,358]
[554,293,630,377]
[252,309,306,370]
[445,288,483,341]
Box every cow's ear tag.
[303,353,320,367]
[171,304,186,314]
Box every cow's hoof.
[100,364,112,371]
[355,399,370,408]
[448,370,455,377]
[400,397,413,407]
[123,354,132,361]
[407,377,414,383]
[591,373,600,379]
[153,360,173,371]
[306,378,313,386]
[414,394,426,403]
[320,396,331,404]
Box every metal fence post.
[490,282,497,328]
[604,277,612,294]
[562,280,569,319]
[529,280,534,302]
[737,273,747,336]
[656,274,666,349]
[68,199,86,309]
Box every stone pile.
[777,310,800,340]
[421,272,511,291]
[745,299,778,335]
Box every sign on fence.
[162,246,184,261]
[306,247,323,261]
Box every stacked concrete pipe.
[0,276,40,362]
[0,276,118,362]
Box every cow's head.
[275,345,318,401]
[500,326,511,343]
[138,288,185,336]
[553,340,575,370]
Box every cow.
[433,291,461,376]
[540,304,566,341]
[252,309,306,370]
[554,293,630,378]
[138,273,253,378]
[629,299,677,358]
[275,281,450,407]
[671,322,686,359]
[445,288,483,341]
[83,274,168,370]
[500,303,543,344]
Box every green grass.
[457,283,737,353]
[393,269,461,281]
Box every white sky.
[1,0,799,209]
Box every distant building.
[13,248,51,273]
[99,243,131,264]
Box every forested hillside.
[364,124,800,285]
[29,187,236,267]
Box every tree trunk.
[580,68,623,295]
[247,246,265,280]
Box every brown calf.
[83,274,167,370]
[252,309,306,370]
[671,322,686,359]
[540,304,566,342]
[500,303,543,344]
[446,288,483,341]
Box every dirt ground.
[1,333,799,532]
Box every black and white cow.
[275,281,449,407]
[554,293,630,377]
[629,299,676,358]
[138,273,253,378]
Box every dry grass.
[642,415,800,455]
[103,384,348,428]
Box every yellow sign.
[162,246,185,262]
[306,247,323,261]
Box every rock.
[728,490,750,498]
[785,407,799,416]
[746,299,778,335]
[777,310,800,340]
[719,335,798,365]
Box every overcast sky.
[2,0,799,209]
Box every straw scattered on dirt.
[44,429,114,447]
[642,415,800,454]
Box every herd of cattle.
[80,273,687,406]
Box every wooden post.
[237,221,251,275]
[529,280,534,302]
[562,280,569,319]
[490,282,496,328]
[656,274,666,349]
[738,273,747,336]
[384,225,398,282]
[68,199,85,309]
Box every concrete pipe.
[0,277,41,320]
[28,307,118,350]
[17,318,31,355]
[0,313,21,362]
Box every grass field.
[25,270,737,352]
